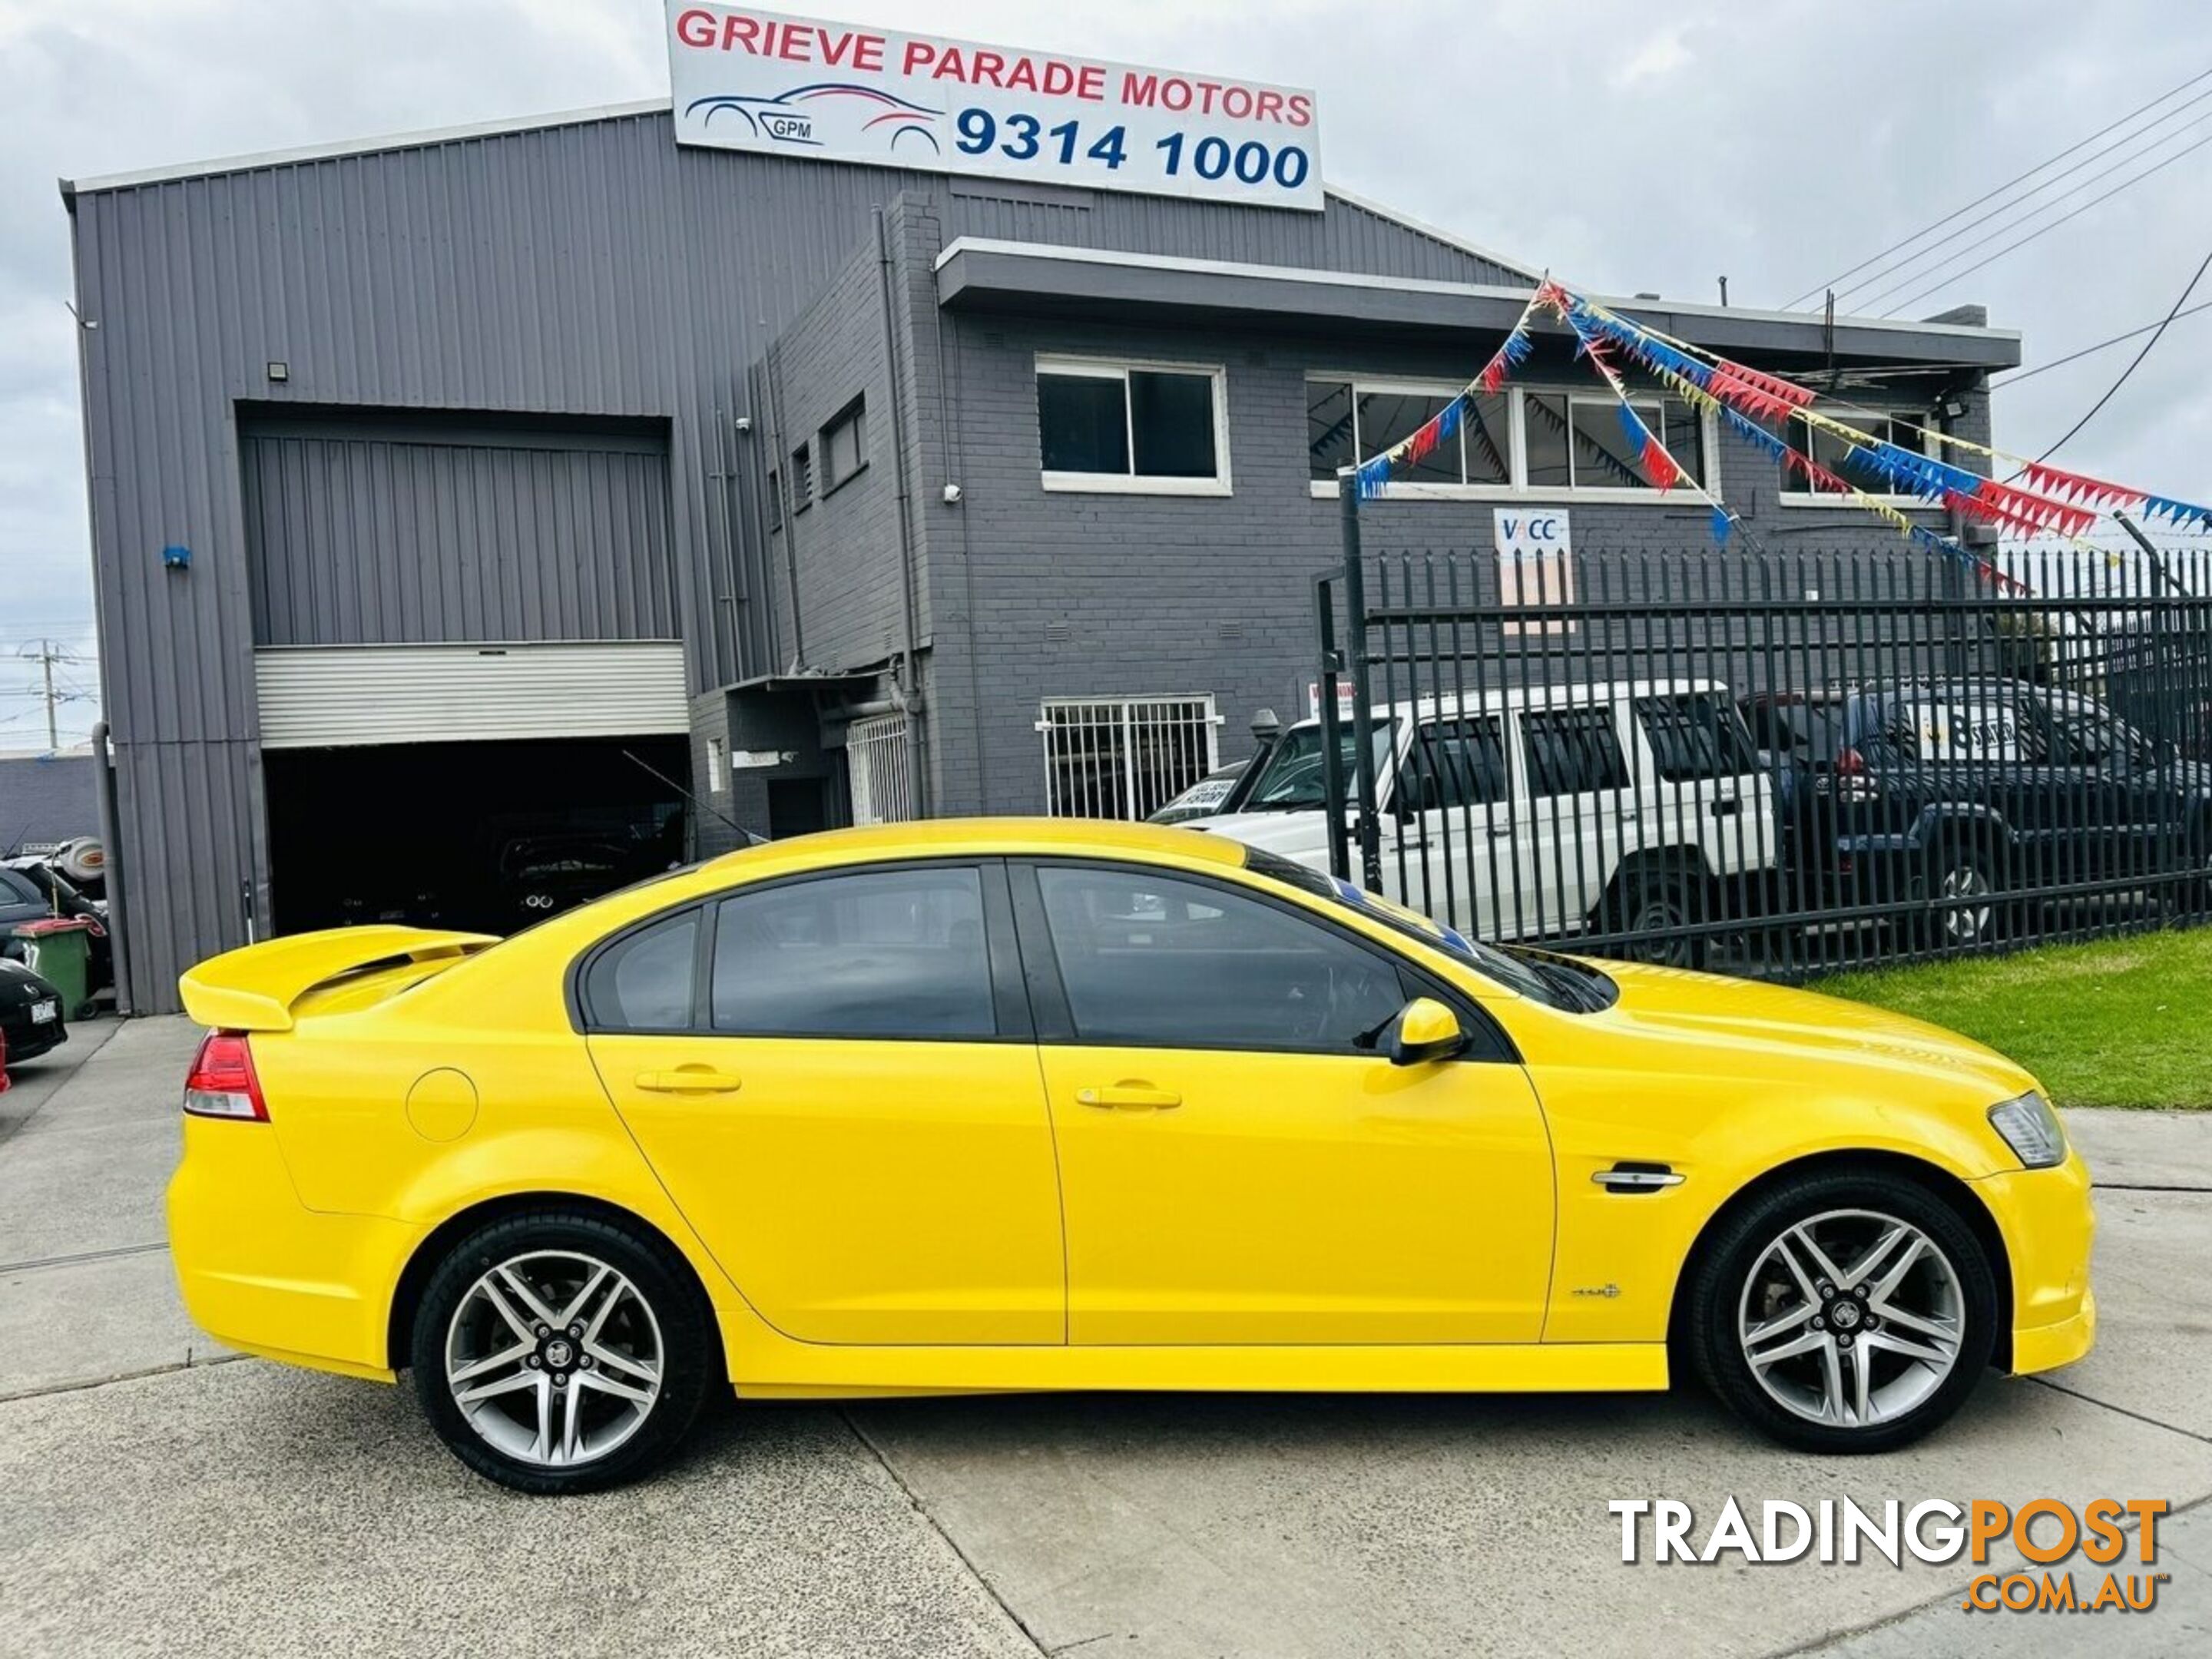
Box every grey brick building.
[61,101,2018,1011]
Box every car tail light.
[183,1031,269,1121]
[1834,747,1879,803]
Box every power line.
[1992,296,2212,388]
[2007,238,2212,475]
[1876,125,2212,317]
[1782,63,2212,309]
[1835,92,2212,309]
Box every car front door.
[2040,696,2178,889]
[584,860,1066,1346]
[1015,859,1554,1346]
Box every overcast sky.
[5,0,2210,747]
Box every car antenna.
[619,748,759,845]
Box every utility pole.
[18,641,71,752]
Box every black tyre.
[1683,1168,1997,1454]
[411,1208,717,1495]
[1605,864,1709,969]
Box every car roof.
[1293,679,1730,730]
[693,816,1250,882]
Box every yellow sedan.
[169,820,2094,1493]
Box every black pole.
[1338,472,1382,889]
[2113,508,2190,600]
[1314,572,1350,882]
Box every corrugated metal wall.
[241,420,677,647]
[67,104,1541,1008]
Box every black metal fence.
[1313,528,2212,979]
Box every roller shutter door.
[255,641,687,749]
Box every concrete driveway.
[1,1018,2206,1657]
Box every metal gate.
[1038,696,1222,820]
[846,714,914,826]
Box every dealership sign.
[665,4,1323,210]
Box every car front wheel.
[411,1209,716,1494]
[1683,1171,1997,1453]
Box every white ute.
[1184,679,1777,965]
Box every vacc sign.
[666,3,1323,210]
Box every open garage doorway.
[265,736,690,937]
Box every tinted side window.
[0,869,43,904]
[1635,694,1758,781]
[711,867,995,1039]
[584,910,699,1031]
[2048,704,2150,768]
[1896,698,2040,763]
[1522,708,1630,797]
[1404,718,1509,812]
[1035,866,1405,1053]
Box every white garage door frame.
[255,641,689,749]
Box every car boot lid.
[179,926,497,1031]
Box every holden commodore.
[169,820,2094,1493]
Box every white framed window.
[1306,378,1718,504]
[1777,405,1941,507]
[707,737,727,796]
[821,396,867,493]
[1037,356,1231,496]
[1038,695,1223,820]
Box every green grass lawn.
[1816,927,2212,1110]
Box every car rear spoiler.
[177,926,498,1031]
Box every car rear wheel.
[411,1210,716,1495]
[1926,849,1998,947]
[1684,1171,1996,1454]
[1605,866,1709,969]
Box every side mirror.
[1386,996,1465,1067]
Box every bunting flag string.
[1541,288,1742,547]
[1343,272,2181,584]
[1714,403,2027,591]
[1561,293,2103,548]
[1353,282,1554,499]
[1573,294,2212,538]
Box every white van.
[1183,680,1777,965]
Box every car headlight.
[1988,1090,2066,1170]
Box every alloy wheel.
[1937,865,1993,942]
[444,1250,664,1468]
[1736,1209,1965,1428]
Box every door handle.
[634,1068,744,1094]
[1076,1083,1183,1111]
[1710,797,1741,817]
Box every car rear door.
[583,860,1066,1346]
[1013,857,1554,1346]
[1513,702,1636,936]
[1631,690,1775,889]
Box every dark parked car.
[494,833,670,929]
[0,957,68,1066]
[0,858,113,993]
[1742,680,2212,945]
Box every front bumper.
[1973,1145,2098,1376]
[167,1118,416,1381]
